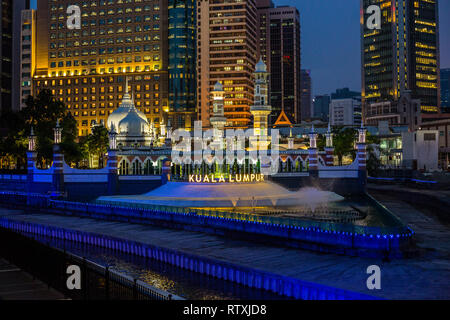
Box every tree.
[22,90,66,166]
[0,134,28,171]
[83,125,109,168]
[333,127,357,166]
[0,109,28,170]
[0,90,83,169]
[60,113,83,166]
[317,134,326,150]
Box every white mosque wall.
[63,162,109,183]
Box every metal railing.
[0,226,183,300]
[93,198,409,236]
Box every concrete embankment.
[0,208,377,300]
[1,205,450,300]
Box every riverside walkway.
[0,258,65,300]
[0,196,449,299]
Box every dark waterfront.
[18,229,290,300]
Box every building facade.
[257,3,301,125]
[0,0,29,114]
[331,88,361,100]
[197,0,258,129]
[441,68,450,113]
[256,0,273,67]
[313,95,331,122]
[365,90,421,132]
[419,118,450,170]
[300,69,312,121]
[168,0,196,130]
[330,98,362,126]
[32,0,169,136]
[20,9,36,111]
[361,0,440,119]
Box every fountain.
[97,180,345,211]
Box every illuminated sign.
[188,174,265,183]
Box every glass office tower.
[0,0,29,114]
[361,0,440,118]
[257,3,301,124]
[441,68,450,112]
[168,0,196,130]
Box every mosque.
[105,58,273,150]
[22,58,368,203]
[103,59,346,179]
[13,63,409,259]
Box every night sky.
[31,0,449,96]
[277,0,450,95]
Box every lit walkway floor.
[0,258,66,300]
[1,194,449,300]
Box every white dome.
[107,92,147,131]
[118,107,149,136]
[255,58,267,73]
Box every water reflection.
[27,233,290,300]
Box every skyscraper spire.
[125,76,129,94]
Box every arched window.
[132,160,142,175]
[119,160,129,175]
[144,159,154,175]
[157,159,163,175]
[295,160,300,172]
[287,158,293,172]
[232,159,238,174]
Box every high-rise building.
[19,9,36,111]
[330,98,362,126]
[0,0,29,114]
[441,68,450,113]
[168,0,196,130]
[365,90,421,131]
[331,88,361,100]
[300,69,312,121]
[256,0,274,68]
[197,0,258,129]
[33,0,169,136]
[257,3,301,125]
[313,95,331,122]
[361,0,440,120]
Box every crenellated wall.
[15,131,369,200]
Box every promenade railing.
[0,225,182,300]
